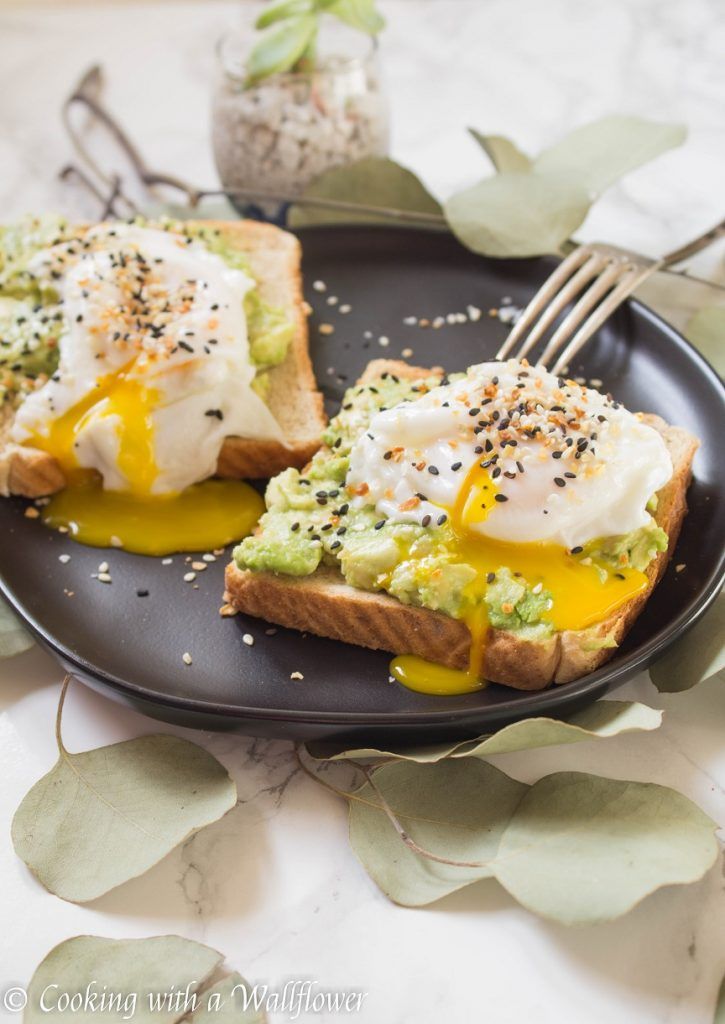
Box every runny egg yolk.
[390,461,648,696]
[28,365,263,556]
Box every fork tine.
[506,252,612,362]
[548,266,653,375]
[537,260,627,367]
[495,245,593,359]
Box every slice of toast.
[0,219,325,498]
[224,359,699,691]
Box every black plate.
[1,227,723,743]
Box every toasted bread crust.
[224,360,699,691]
[0,219,324,497]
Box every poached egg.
[346,360,673,694]
[12,224,279,554]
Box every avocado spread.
[235,370,668,635]
[0,215,294,409]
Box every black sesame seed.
[421,514,431,527]
[437,513,447,525]
[374,520,385,530]
[136,589,149,597]
[427,465,440,475]
[291,522,300,531]
[330,541,342,551]
[486,572,496,583]
[494,493,508,502]
[570,545,583,554]
[338,503,349,516]
[468,407,480,416]
[564,471,576,479]
[615,572,626,579]
[451,461,462,471]
[492,467,501,479]
[552,450,563,459]
[554,477,566,487]
[383,450,393,460]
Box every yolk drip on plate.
[28,366,263,556]
[390,461,648,696]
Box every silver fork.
[497,221,725,374]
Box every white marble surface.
[0,1,724,1022]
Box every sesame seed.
[184,571,197,582]
[162,557,173,565]
[97,572,112,583]
[242,633,254,646]
[312,280,326,292]
[98,561,109,573]
[24,506,40,519]
[182,652,193,665]
[532,582,543,594]
[494,493,508,502]
[570,545,583,554]
[486,572,496,583]
[136,589,149,597]
[339,304,352,314]
[58,554,71,563]
[374,520,385,530]
[427,465,439,475]
[318,323,334,335]
[421,514,431,527]
[191,561,207,571]
[378,335,390,347]
[554,477,566,487]
[290,671,304,680]
[401,347,414,357]
[437,514,447,525]
[451,461,462,471]
[327,295,338,306]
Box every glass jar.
[212,23,389,220]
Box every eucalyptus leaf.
[0,597,34,658]
[447,115,686,257]
[714,972,725,1024]
[12,684,237,902]
[493,772,718,924]
[444,170,592,258]
[534,115,687,195]
[327,0,385,34]
[684,306,725,376]
[246,14,318,85]
[189,973,266,1023]
[288,157,442,227]
[25,935,224,1024]
[349,759,526,906]
[468,129,532,173]
[307,700,660,764]
[649,594,725,693]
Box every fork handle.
[661,217,725,267]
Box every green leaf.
[343,761,717,919]
[12,684,237,902]
[246,14,318,85]
[0,597,34,658]
[308,700,661,763]
[444,170,592,258]
[25,935,226,1024]
[468,129,532,173]
[534,115,687,196]
[715,972,725,1024]
[188,973,266,1023]
[289,157,442,227]
[349,759,526,906]
[446,116,686,258]
[255,0,314,30]
[650,594,725,692]
[493,772,718,924]
[327,0,385,34]
[684,306,725,376]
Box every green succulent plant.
[246,0,385,86]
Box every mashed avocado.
[235,371,669,634]
[0,215,294,409]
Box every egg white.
[12,224,282,494]
[347,360,673,549]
